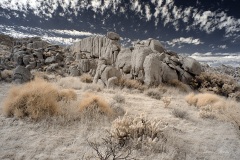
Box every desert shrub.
[57,77,82,89]
[172,108,188,119]
[58,89,77,102]
[198,105,216,119]
[84,84,103,92]
[117,78,146,91]
[185,92,226,110]
[80,73,93,83]
[79,93,114,118]
[87,134,134,160]
[112,94,125,103]
[169,79,191,92]
[110,115,168,152]
[190,72,240,98]
[110,102,126,117]
[3,78,60,119]
[145,88,162,100]
[162,96,172,107]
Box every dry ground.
[0,77,240,160]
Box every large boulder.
[143,54,163,86]
[101,66,121,86]
[13,65,32,83]
[149,40,165,53]
[116,48,132,74]
[107,32,120,40]
[131,46,152,77]
[162,63,178,83]
[182,57,202,75]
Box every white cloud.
[167,37,204,47]
[218,45,228,49]
[145,4,152,21]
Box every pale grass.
[80,73,93,83]
[79,93,114,118]
[57,77,82,89]
[2,78,77,120]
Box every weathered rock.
[116,48,132,74]
[182,57,202,75]
[107,76,118,89]
[131,46,152,77]
[143,54,163,86]
[22,55,31,66]
[69,66,80,77]
[162,63,178,82]
[107,32,120,40]
[45,56,56,64]
[149,40,165,53]
[78,59,90,73]
[27,41,48,49]
[13,65,32,83]
[101,66,121,85]
[46,63,59,72]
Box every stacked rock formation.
[70,32,202,87]
[0,32,202,87]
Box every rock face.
[13,65,32,83]
[0,32,202,87]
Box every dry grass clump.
[117,78,146,91]
[58,89,77,102]
[84,84,103,92]
[169,79,191,92]
[111,115,168,152]
[191,72,240,100]
[185,92,226,110]
[145,88,162,100]
[57,77,82,89]
[3,78,61,119]
[80,73,93,83]
[162,97,172,108]
[79,93,114,118]
[172,108,188,119]
[112,94,126,103]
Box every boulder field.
[0,32,202,86]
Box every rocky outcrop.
[0,32,203,87]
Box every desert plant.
[113,94,126,104]
[80,73,93,83]
[57,77,82,89]
[145,88,162,100]
[58,89,77,102]
[169,79,191,92]
[79,93,114,118]
[185,92,226,110]
[110,115,168,151]
[84,84,103,92]
[87,133,134,160]
[3,78,60,119]
[117,78,145,91]
[172,108,188,119]
[161,97,172,108]
[190,72,240,98]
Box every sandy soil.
[0,81,240,160]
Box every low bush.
[111,115,168,152]
[80,73,93,83]
[79,93,114,118]
[145,88,162,100]
[3,78,77,120]
[117,78,146,91]
[190,72,240,100]
[112,94,125,103]
[172,108,188,119]
[169,79,191,92]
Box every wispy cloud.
[0,0,239,39]
[167,37,204,47]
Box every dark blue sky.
[0,0,239,54]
